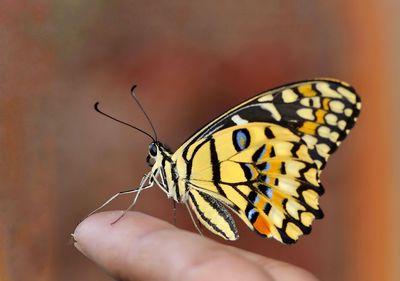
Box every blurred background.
[1,1,398,280]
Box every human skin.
[73,211,318,281]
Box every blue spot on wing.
[233,129,250,151]
[252,145,267,162]
[247,209,257,221]
[260,175,270,184]
[259,184,273,199]
[257,162,271,172]
[245,164,254,178]
[245,205,259,223]
[240,163,256,180]
[236,131,247,149]
[266,187,273,199]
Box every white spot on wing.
[301,97,321,108]
[261,103,281,121]
[316,82,342,98]
[330,100,345,113]
[325,113,338,125]
[258,94,274,102]
[316,143,330,157]
[338,86,357,104]
[329,131,340,142]
[300,98,311,107]
[297,108,315,120]
[282,89,298,103]
[317,126,331,138]
[338,120,347,130]
[302,135,318,148]
[231,114,248,125]
[344,108,353,117]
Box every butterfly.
[92,78,361,244]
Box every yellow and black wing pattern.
[174,79,361,243]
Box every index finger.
[73,211,273,281]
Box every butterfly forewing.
[177,79,361,170]
[172,79,360,243]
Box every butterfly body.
[138,79,360,243]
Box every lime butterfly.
[92,78,361,244]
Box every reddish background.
[0,1,398,281]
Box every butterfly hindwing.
[184,123,323,243]
[188,189,238,240]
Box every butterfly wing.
[173,79,361,242]
[177,79,361,170]
[187,188,239,240]
[183,122,322,243]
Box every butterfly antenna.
[130,85,158,141]
[94,102,155,142]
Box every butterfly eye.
[149,143,157,157]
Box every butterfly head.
[146,141,171,168]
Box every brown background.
[1,1,398,281]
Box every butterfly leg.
[172,200,177,225]
[111,175,154,224]
[86,173,151,219]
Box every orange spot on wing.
[298,121,319,134]
[253,216,271,235]
[322,98,330,110]
[267,162,281,174]
[298,84,317,97]
[315,109,327,123]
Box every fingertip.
[73,211,174,276]
[73,211,118,259]
[73,211,172,245]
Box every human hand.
[73,211,318,281]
